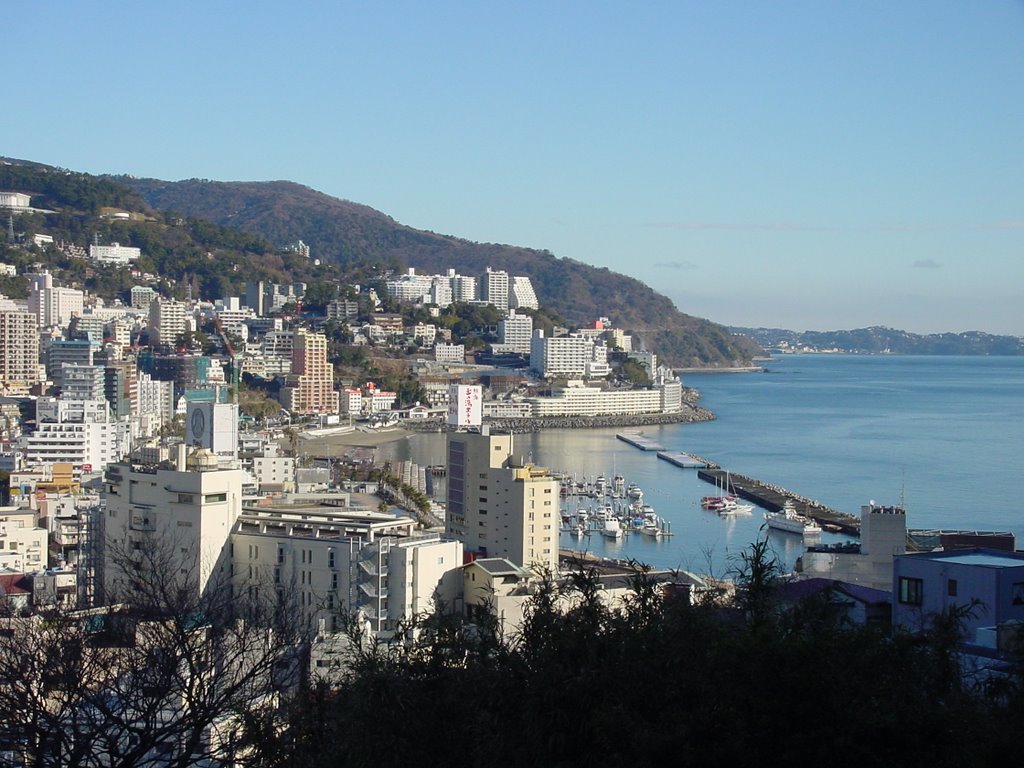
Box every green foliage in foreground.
[269,552,1024,768]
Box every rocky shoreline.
[405,403,715,433]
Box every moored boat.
[765,500,822,537]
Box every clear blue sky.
[4,1,1023,334]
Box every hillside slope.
[117,177,762,367]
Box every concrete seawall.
[405,406,715,433]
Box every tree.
[0,536,306,767]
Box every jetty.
[697,469,861,535]
[616,432,665,451]
[657,451,720,469]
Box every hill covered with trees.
[113,176,763,367]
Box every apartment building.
[281,329,338,415]
[530,330,611,379]
[481,267,510,312]
[446,428,559,572]
[23,398,130,471]
[0,310,40,394]
[148,298,191,349]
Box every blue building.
[893,548,1024,649]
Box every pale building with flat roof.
[446,428,559,572]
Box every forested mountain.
[1,157,761,365]
[114,176,763,367]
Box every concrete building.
[135,371,176,429]
[0,192,32,210]
[525,384,664,417]
[46,339,99,386]
[446,428,559,572]
[495,310,533,355]
[448,270,477,303]
[481,267,510,312]
[130,286,157,310]
[508,276,539,310]
[530,330,610,379]
[101,450,244,602]
[797,504,908,591]
[280,329,338,416]
[893,548,1024,649]
[0,311,40,394]
[89,242,141,265]
[434,343,465,363]
[231,500,459,633]
[28,277,83,330]
[0,507,48,573]
[148,298,191,349]
[61,364,106,402]
[23,398,130,472]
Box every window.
[328,549,335,568]
[177,493,194,504]
[898,577,923,605]
[278,547,285,564]
[947,579,958,597]
[1012,582,1024,606]
[331,573,338,589]
[204,493,227,503]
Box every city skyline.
[4,2,1022,335]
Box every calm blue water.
[389,356,1024,576]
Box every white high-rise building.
[496,310,534,354]
[23,398,130,472]
[135,372,175,428]
[448,270,477,303]
[28,273,84,330]
[148,298,191,348]
[481,267,510,312]
[530,330,611,379]
[509,276,539,310]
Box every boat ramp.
[616,432,665,451]
[657,451,719,469]
[697,469,860,535]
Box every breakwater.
[697,469,861,535]
[405,406,715,433]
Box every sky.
[3,2,1023,335]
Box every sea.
[382,355,1024,578]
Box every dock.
[657,451,720,469]
[697,469,861,535]
[616,432,665,451]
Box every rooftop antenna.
[899,469,906,511]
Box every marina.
[697,469,861,535]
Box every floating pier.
[697,469,861,535]
[615,432,665,451]
[657,451,720,469]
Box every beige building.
[101,450,244,603]
[446,428,559,572]
[231,500,460,633]
[281,329,338,415]
[0,311,40,394]
[0,507,48,573]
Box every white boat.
[717,498,754,516]
[640,523,663,538]
[765,500,822,537]
[602,518,623,539]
